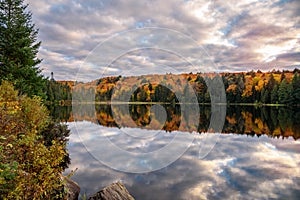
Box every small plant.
[79,192,88,200]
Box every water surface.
[55,105,300,199]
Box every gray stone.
[88,182,135,200]
[63,176,80,200]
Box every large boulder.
[88,182,135,200]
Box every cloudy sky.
[26,0,300,80]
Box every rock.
[88,182,135,200]
[63,176,80,200]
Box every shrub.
[0,81,68,199]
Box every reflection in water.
[52,105,300,199]
[50,104,300,140]
[64,122,300,199]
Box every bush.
[0,81,69,199]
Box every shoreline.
[51,100,299,107]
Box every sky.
[26,0,300,80]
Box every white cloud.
[25,0,300,80]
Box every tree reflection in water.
[50,104,300,140]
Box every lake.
[50,104,300,199]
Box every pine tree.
[270,84,278,104]
[268,74,276,88]
[278,79,290,104]
[264,73,277,104]
[261,87,269,103]
[0,0,45,98]
[292,72,300,105]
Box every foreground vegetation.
[0,81,70,199]
[0,1,71,198]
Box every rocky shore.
[65,178,134,200]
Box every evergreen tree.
[195,75,203,83]
[278,79,290,104]
[154,85,163,102]
[264,73,276,103]
[0,0,45,98]
[267,73,276,91]
[270,84,278,104]
[280,71,286,82]
[261,87,269,103]
[46,81,55,101]
[139,87,147,102]
[292,72,300,105]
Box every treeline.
[222,69,300,105]
[45,80,72,104]
[67,68,300,106]
[47,68,300,106]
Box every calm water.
[51,105,300,199]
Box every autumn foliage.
[0,81,68,199]
[61,69,300,106]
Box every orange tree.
[0,81,68,199]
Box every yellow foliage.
[226,115,237,124]
[0,81,67,199]
[255,118,264,130]
[273,74,281,83]
[256,79,265,91]
[272,127,282,136]
[252,77,260,85]
[242,85,253,97]
[254,118,270,134]
[242,111,255,133]
[226,84,237,93]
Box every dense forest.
[51,69,300,106]
[45,79,73,105]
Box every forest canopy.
[61,69,300,106]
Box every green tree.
[261,87,270,104]
[291,72,300,105]
[262,73,276,103]
[267,73,276,91]
[270,84,278,104]
[278,79,291,104]
[154,85,161,102]
[195,75,207,103]
[45,80,72,103]
[0,0,45,98]
[280,72,286,81]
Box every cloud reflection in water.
[64,122,300,199]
